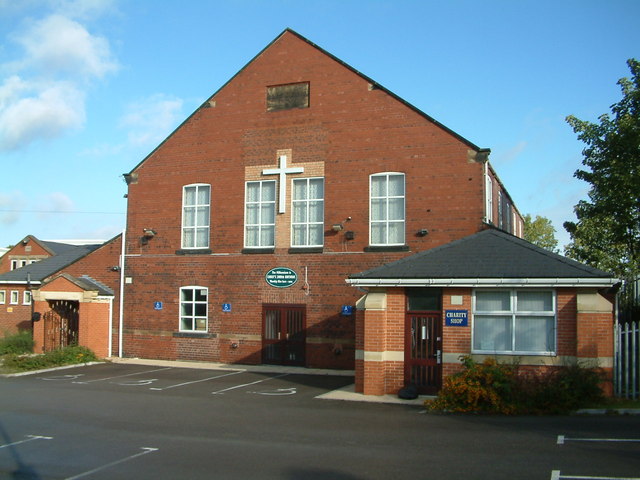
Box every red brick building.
[119,28,616,395]
[0,235,122,358]
[122,30,520,368]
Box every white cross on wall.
[262,155,304,213]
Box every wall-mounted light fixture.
[141,228,157,246]
[417,229,429,237]
[332,216,352,232]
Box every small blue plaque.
[341,305,354,316]
[222,303,232,312]
[445,310,468,327]
[154,301,163,311]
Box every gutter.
[346,277,620,288]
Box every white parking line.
[150,370,245,391]
[0,435,53,450]
[211,373,289,395]
[63,447,158,480]
[72,367,172,384]
[551,471,640,480]
[557,435,640,445]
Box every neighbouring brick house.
[119,28,616,396]
[0,235,122,358]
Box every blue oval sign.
[265,267,298,288]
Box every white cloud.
[120,94,185,147]
[0,9,118,152]
[0,190,27,225]
[0,76,85,150]
[36,192,75,219]
[11,14,118,79]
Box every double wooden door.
[262,305,306,366]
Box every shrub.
[0,330,34,355]
[2,345,98,372]
[427,356,606,415]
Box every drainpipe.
[118,228,126,357]
[108,296,113,358]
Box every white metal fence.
[614,321,639,399]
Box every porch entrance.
[43,300,79,351]
[262,304,306,366]
[405,313,442,394]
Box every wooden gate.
[43,300,79,351]
[405,313,442,394]
[262,305,306,366]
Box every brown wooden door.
[43,300,79,351]
[262,305,305,366]
[405,313,442,394]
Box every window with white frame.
[179,286,208,332]
[182,184,210,249]
[473,290,556,355]
[10,260,18,270]
[292,177,324,247]
[23,291,32,305]
[485,175,493,223]
[245,180,276,248]
[370,173,405,246]
[10,290,19,305]
[0,291,5,304]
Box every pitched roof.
[127,28,485,176]
[0,244,102,284]
[347,229,617,288]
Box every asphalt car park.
[2,362,640,479]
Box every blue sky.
[1,0,638,250]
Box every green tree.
[564,58,640,278]
[523,214,559,253]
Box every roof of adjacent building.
[0,243,102,284]
[347,229,617,288]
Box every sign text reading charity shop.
[265,267,298,288]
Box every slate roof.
[0,244,102,284]
[348,229,616,287]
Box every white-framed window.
[292,177,324,247]
[0,291,5,304]
[485,175,493,223]
[23,291,32,305]
[245,180,276,248]
[370,172,405,246]
[473,289,556,355]
[179,286,208,332]
[10,290,19,305]
[10,260,18,270]
[182,184,210,249]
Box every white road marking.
[558,435,640,445]
[211,373,289,395]
[150,370,245,391]
[248,387,297,396]
[0,435,53,450]
[551,472,640,480]
[40,374,84,381]
[72,367,172,384]
[63,447,158,480]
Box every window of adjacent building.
[182,184,210,249]
[292,177,324,247]
[245,180,276,248]
[0,291,5,304]
[473,290,556,355]
[10,291,19,305]
[267,82,309,112]
[10,260,18,270]
[23,291,31,305]
[370,172,405,246]
[179,286,208,332]
[485,175,493,223]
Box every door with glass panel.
[262,305,306,366]
[405,313,442,394]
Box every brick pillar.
[576,290,615,396]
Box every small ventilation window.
[267,82,309,112]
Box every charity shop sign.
[445,310,468,327]
[265,267,298,288]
